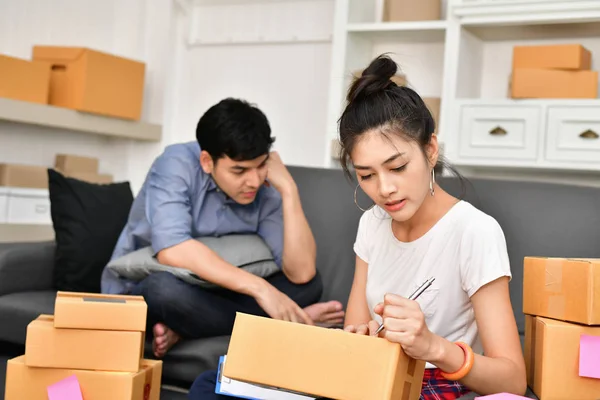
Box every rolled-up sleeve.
[145,154,195,254]
[257,192,284,268]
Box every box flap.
[32,46,86,64]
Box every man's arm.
[263,152,316,284]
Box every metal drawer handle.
[489,126,507,136]
[579,129,599,139]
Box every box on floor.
[524,315,600,400]
[0,54,50,104]
[224,313,425,400]
[25,314,144,372]
[5,356,162,400]
[32,46,145,120]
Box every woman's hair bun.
[347,54,399,103]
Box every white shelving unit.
[0,98,162,142]
[325,0,600,175]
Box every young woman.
[339,54,527,399]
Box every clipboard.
[215,355,316,400]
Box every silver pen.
[373,277,436,335]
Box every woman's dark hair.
[196,98,275,161]
[338,54,467,196]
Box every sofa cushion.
[107,234,279,289]
[48,169,133,293]
[0,290,57,344]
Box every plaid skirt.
[420,368,471,400]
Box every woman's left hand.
[374,293,438,360]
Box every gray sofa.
[1,165,599,397]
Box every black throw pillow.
[48,169,133,293]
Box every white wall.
[0,0,180,193]
[169,0,335,168]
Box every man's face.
[200,151,269,205]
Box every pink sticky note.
[47,375,83,400]
[580,334,600,379]
[475,394,529,399]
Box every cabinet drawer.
[459,105,540,160]
[6,188,52,225]
[546,106,600,163]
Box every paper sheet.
[47,375,84,400]
[475,394,529,399]
[579,334,600,379]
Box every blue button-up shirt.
[100,141,284,294]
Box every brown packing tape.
[544,258,565,319]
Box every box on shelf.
[54,291,147,331]
[382,0,441,22]
[32,46,146,121]
[523,257,600,325]
[511,68,598,99]
[0,54,51,104]
[524,315,600,400]
[25,315,144,372]
[5,356,162,400]
[224,313,425,400]
[513,44,592,71]
[0,163,48,189]
[423,97,441,133]
[55,154,99,174]
[5,187,51,225]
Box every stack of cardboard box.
[0,46,145,121]
[522,257,600,400]
[5,291,162,400]
[54,153,113,184]
[511,44,598,99]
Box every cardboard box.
[56,170,114,184]
[54,292,147,331]
[5,356,162,400]
[511,68,598,99]
[383,0,441,22]
[524,315,600,400]
[423,97,441,134]
[32,46,145,120]
[513,44,592,71]
[224,313,425,400]
[0,54,51,104]
[25,315,144,372]
[523,257,600,325]
[0,163,48,189]
[55,154,99,174]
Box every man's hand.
[254,281,314,325]
[265,151,296,196]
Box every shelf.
[0,223,54,243]
[455,98,600,107]
[346,21,447,43]
[0,98,162,142]
[462,20,600,41]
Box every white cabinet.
[459,105,540,161]
[5,188,52,225]
[546,106,600,163]
[0,188,7,223]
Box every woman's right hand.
[344,320,381,336]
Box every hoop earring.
[430,168,436,197]
[354,185,374,212]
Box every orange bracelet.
[439,342,475,381]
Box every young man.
[100,98,344,357]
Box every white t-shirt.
[353,200,511,367]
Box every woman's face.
[350,129,436,222]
